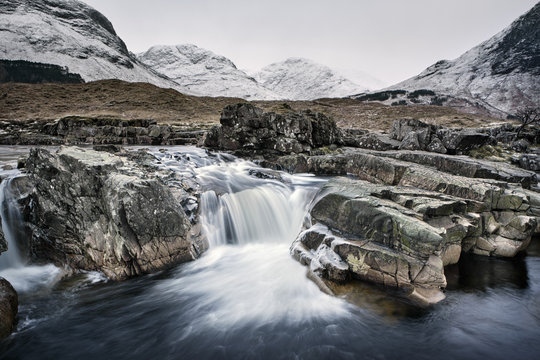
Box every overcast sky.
[83,0,537,87]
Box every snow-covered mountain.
[387,2,540,115]
[0,0,181,90]
[254,58,368,100]
[137,44,279,99]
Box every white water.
[0,147,350,329]
[0,175,61,293]
[147,148,351,327]
[0,178,24,269]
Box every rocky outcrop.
[21,147,207,280]
[292,176,537,305]
[204,103,342,155]
[0,117,207,146]
[389,118,495,154]
[0,277,17,339]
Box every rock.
[22,147,207,280]
[204,103,342,155]
[0,210,6,253]
[426,137,447,154]
[511,139,530,152]
[511,154,540,172]
[365,149,537,189]
[0,277,18,339]
[399,132,421,150]
[0,117,207,146]
[391,119,435,145]
[290,170,537,303]
[437,128,494,154]
[353,133,400,151]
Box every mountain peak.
[137,44,279,99]
[255,57,367,100]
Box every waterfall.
[196,160,319,247]
[0,177,25,270]
[0,176,61,293]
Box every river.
[0,146,539,359]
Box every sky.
[83,0,538,87]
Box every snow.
[137,44,280,99]
[254,58,368,100]
[0,0,185,92]
[386,6,539,115]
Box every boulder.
[437,128,494,154]
[22,147,207,280]
[204,103,342,155]
[0,277,17,339]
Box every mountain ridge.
[386,2,540,115]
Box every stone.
[399,132,421,150]
[437,128,495,154]
[353,133,400,151]
[204,103,342,155]
[0,277,18,339]
[22,147,207,280]
[426,137,447,154]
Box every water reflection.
[445,253,529,291]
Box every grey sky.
[83,0,538,86]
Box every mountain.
[254,58,368,100]
[0,0,180,89]
[137,44,279,99]
[387,3,540,116]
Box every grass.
[0,79,505,132]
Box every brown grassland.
[0,80,504,132]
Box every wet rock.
[292,174,537,304]
[0,230,6,254]
[0,277,18,339]
[22,147,207,280]
[204,103,342,155]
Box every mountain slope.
[254,58,368,100]
[137,44,279,99]
[388,3,540,115]
[0,0,180,90]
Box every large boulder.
[204,103,342,155]
[22,147,207,280]
[0,277,17,339]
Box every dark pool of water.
[1,238,539,360]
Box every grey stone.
[204,103,342,155]
[23,147,207,280]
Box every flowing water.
[0,146,539,360]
